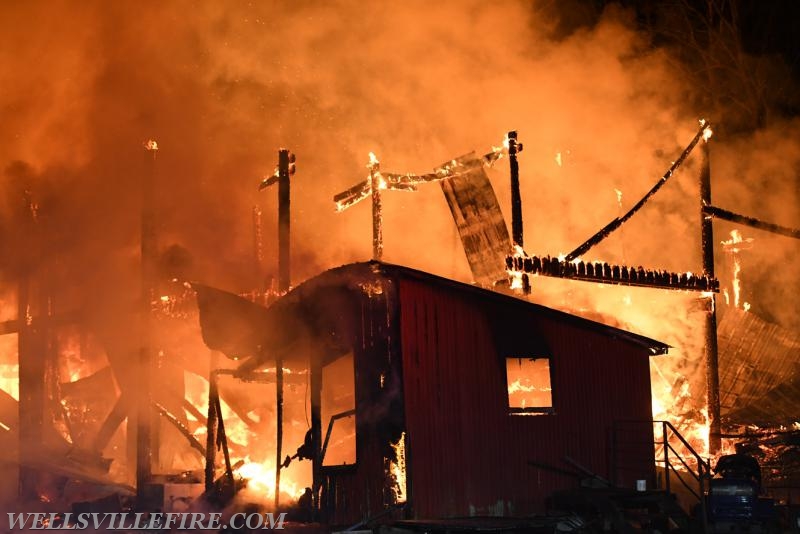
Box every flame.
[237,458,305,502]
[144,139,159,151]
[732,259,742,308]
[183,370,311,504]
[368,152,380,168]
[721,230,754,311]
[507,378,552,395]
[388,433,407,504]
[650,361,737,472]
[508,270,524,290]
[699,118,713,141]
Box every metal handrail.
[665,441,702,482]
[657,420,709,533]
[612,419,709,533]
[320,409,356,465]
[659,420,712,473]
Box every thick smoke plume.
[0,0,798,504]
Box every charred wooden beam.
[700,140,721,454]
[17,277,45,499]
[333,147,503,212]
[506,254,719,293]
[310,355,322,517]
[258,148,296,289]
[17,183,47,499]
[370,156,383,261]
[0,310,85,336]
[565,121,712,261]
[508,131,523,248]
[92,391,132,453]
[703,205,800,240]
[275,353,284,509]
[137,140,158,500]
[277,149,292,291]
[212,380,233,481]
[154,402,206,457]
[204,374,217,493]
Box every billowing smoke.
[0,0,798,504]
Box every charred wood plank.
[703,205,800,240]
[566,121,712,261]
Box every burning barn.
[195,260,668,525]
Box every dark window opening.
[321,352,356,466]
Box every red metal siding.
[398,278,654,518]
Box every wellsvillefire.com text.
[7,512,287,530]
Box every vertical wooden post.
[277,149,291,291]
[663,421,670,493]
[508,131,523,248]
[204,354,218,493]
[212,381,233,479]
[699,137,721,454]
[310,356,322,517]
[17,187,44,499]
[137,140,158,501]
[17,277,44,498]
[274,149,293,508]
[369,156,383,261]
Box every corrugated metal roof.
[718,308,800,425]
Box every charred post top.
[699,140,714,278]
[277,148,294,292]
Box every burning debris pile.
[718,307,800,427]
[736,426,800,494]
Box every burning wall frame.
[194,261,668,524]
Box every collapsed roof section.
[192,261,669,372]
[719,308,800,425]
